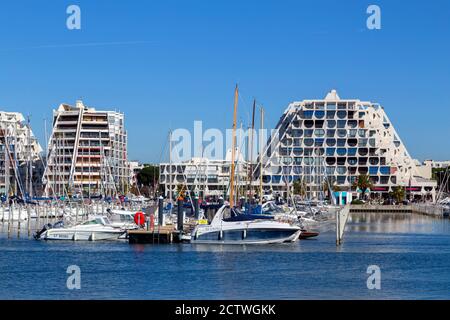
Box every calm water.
[1,213,449,300]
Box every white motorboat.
[35,216,127,241]
[190,205,301,245]
[106,209,139,229]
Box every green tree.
[353,174,373,200]
[293,179,307,198]
[390,186,405,204]
[323,180,341,193]
[136,165,159,187]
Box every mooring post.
[336,209,340,246]
[27,206,31,237]
[336,205,350,246]
[194,196,199,220]
[8,203,12,237]
[36,205,40,228]
[177,197,184,232]
[158,196,164,226]
[18,205,22,237]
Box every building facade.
[423,160,450,169]
[257,90,437,200]
[159,148,249,199]
[0,112,43,198]
[129,160,144,187]
[43,101,129,197]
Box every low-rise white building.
[423,160,450,169]
[129,160,144,186]
[159,148,249,199]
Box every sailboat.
[190,85,301,244]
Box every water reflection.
[348,213,450,235]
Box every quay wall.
[350,204,447,218]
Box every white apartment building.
[43,100,129,197]
[256,90,437,200]
[0,112,43,197]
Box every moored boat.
[190,205,301,245]
[34,216,127,241]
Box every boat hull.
[41,229,125,241]
[191,227,301,245]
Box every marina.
[1,211,449,300]
[0,1,449,305]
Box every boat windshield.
[82,218,109,225]
[222,207,274,222]
[82,219,101,225]
[222,207,241,220]
[119,214,133,222]
[263,202,285,214]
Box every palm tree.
[293,179,307,199]
[390,186,405,204]
[353,174,373,200]
[323,180,341,198]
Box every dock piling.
[194,196,199,220]
[177,198,183,231]
[8,204,12,238]
[158,196,164,226]
[18,205,21,238]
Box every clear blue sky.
[0,0,449,163]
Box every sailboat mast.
[4,123,10,201]
[169,130,173,204]
[29,117,33,198]
[259,107,264,205]
[27,116,33,199]
[229,85,239,208]
[247,99,256,203]
[43,118,49,197]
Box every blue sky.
[0,0,449,163]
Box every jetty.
[0,200,145,239]
[128,227,178,244]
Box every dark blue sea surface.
[0,213,449,300]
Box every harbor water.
[1,212,449,300]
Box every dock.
[127,226,179,244]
